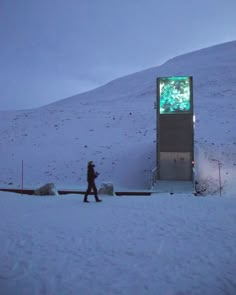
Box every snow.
[0,192,236,294]
[0,40,236,294]
[0,41,236,193]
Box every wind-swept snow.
[0,192,236,295]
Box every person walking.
[83,161,102,203]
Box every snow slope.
[0,41,236,193]
[0,41,236,295]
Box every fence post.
[21,160,24,194]
[218,161,222,197]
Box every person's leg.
[83,182,92,202]
[92,182,102,202]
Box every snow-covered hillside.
[0,41,236,193]
[0,41,236,295]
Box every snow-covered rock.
[34,183,59,196]
[98,182,115,196]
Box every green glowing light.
[159,76,191,114]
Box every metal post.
[21,160,24,193]
[218,161,222,197]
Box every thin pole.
[21,160,24,193]
[218,161,222,197]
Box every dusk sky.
[0,0,236,110]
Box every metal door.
[159,152,192,180]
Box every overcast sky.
[0,0,236,110]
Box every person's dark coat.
[83,161,101,202]
[87,162,97,183]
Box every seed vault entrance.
[156,76,194,182]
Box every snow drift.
[0,41,235,194]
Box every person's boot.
[83,196,89,203]
[95,196,102,202]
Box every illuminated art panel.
[159,76,191,114]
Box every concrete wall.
[159,114,193,152]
